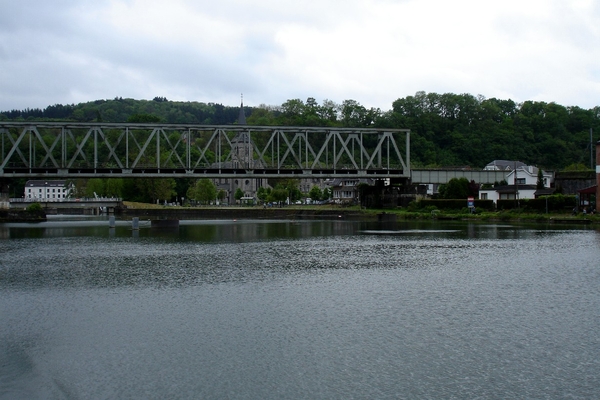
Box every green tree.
[308,185,322,201]
[191,179,217,204]
[562,163,592,171]
[246,106,277,125]
[537,169,545,189]
[268,188,288,204]
[105,178,124,198]
[85,178,105,197]
[257,186,270,203]
[186,185,196,203]
[143,178,176,203]
[174,178,194,203]
[319,99,339,124]
[341,99,376,127]
[273,179,301,202]
[127,113,161,123]
[279,98,305,125]
[357,183,370,206]
[438,177,470,199]
[234,188,244,203]
[26,202,43,212]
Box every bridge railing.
[10,197,122,203]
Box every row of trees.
[0,97,243,125]
[250,93,600,171]
[4,91,598,171]
[76,177,177,204]
[389,92,600,170]
[54,176,331,206]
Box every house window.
[481,193,488,200]
[516,178,526,185]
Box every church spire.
[238,93,246,125]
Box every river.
[1,217,599,399]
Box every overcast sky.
[1,0,599,112]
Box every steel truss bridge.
[0,122,410,180]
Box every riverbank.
[117,205,371,221]
[118,202,599,224]
[0,209,46,222]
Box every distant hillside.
[0,96,250,124]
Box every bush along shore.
[117,201,599,224]
[0,208,46,222]
[397,195,599,224]
[117,204,371,221]
[2,199,595,224]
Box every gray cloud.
[1,0,599,112]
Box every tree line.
[3,91,599,171]
[2,91,599,204]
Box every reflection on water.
[1,218,599,399]
[3,216,596,241]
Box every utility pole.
[514,161,518,209]
[591,128,594,170]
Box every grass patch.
[123,201,165,209]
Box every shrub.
[26,202,43,212]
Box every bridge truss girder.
[0,123,410,179]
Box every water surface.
[1,218,599,399]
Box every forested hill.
[1,92,599,171]
[0,97,246,125]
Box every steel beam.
[411,169,508,184]
[0,123,411,179]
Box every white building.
[327,178,375,203]
[24,180,73,201]
[479,161,554,203]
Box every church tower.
[231,94,252,168]
[213,95,270,204]
[237,94,247,125]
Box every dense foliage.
[0,97,243,125]
[389,92,600,170]
[2,91,599,172]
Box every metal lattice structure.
[0,122,410,179]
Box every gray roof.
[26,180,68,187]
[231,131,251,144]
[485,160,527,170]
